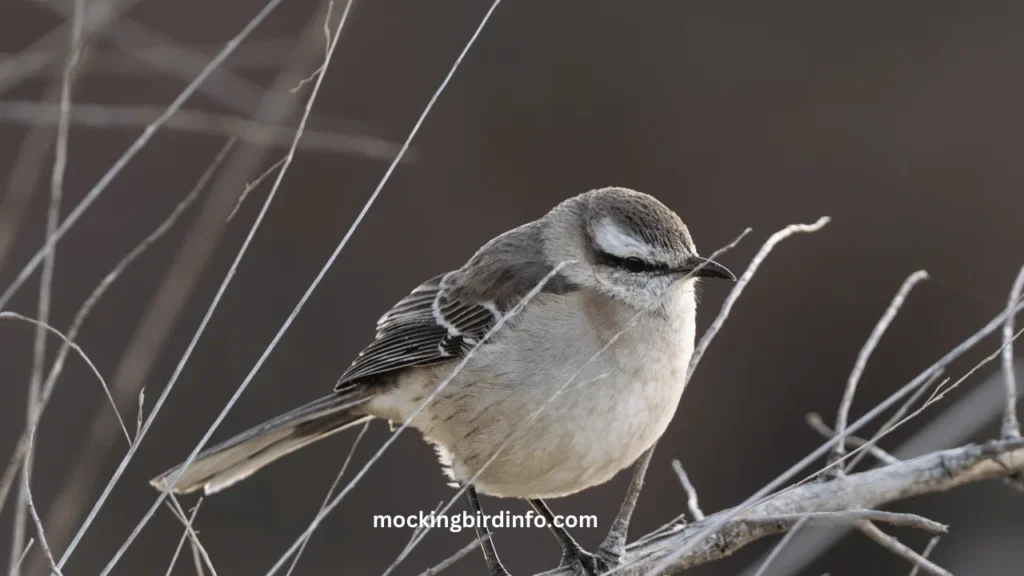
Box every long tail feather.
[150,388,373,495]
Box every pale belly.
[366,291,696,499]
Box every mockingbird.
[151,186,735,575]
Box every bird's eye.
[624,257,647,273]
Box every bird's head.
[543,187,735,311]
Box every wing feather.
[336,272,498,387]
[335,220,578,389]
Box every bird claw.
[560,546,612,576]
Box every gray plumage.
[150,187,734,497]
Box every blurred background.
[1,0,1023,574]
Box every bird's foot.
[560,543,612,576]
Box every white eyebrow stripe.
[593,218,654,258]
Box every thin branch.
[0,101,407,160]
[418,536,490,576]
[0,39,296,77]
[908,536,942,576]
[284,419,371,576]
[828,271,929,470]
[164,499,203,576]
[542,437,1024,575]
[734,324,1023,556]
[13,540,33,572]
[845,368,946,472]
[806,413,899,466]
[227,156,287,222]
[670,459,704,521]
[22,430,63,576]
[1001,265,1024,438]
[83,0,367,570]
[39,5,333,557]
[0,0,147,95]
[643,294,1024,575]
[27,0,367,144]
[857,522,951,576]
[689,220,829,374]
[290,0,334,93]
[166,497,216,576]
[11,3,85,571]
[740,364,1018,576]
[0,312,128,441]
[750,518,808,576]
[0,138,233,522]
[0,83,58,278]
[0,0,285,313]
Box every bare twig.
[908,536,942,576]
[0,0,285,313]
[0,312,128,441]
[291,1,334,93]
[0,39,296,77]
[13,540,33,572]
[857,521,951,576]
[0,83,57,277]
[789,511,945,533]
[29,0,356,137]
[689,220,829,373]
[418,535,490,576]
[1001,265,1024,438]
[0,101,407,160]
[164,499,204,576]
[135,389,145,442]
[750,517,808,576]
[806,413,899,466]
[670,459,704,521]
[542,437,1024,575]
[845,368,946,472]
[83,0,378,570]
[227,156,287,222]
[10,3,86,571]
[643,293,1024,576]
[22,430,63,576]
[284,419,371,576]
[39,6,333,558]
[0,0,146,95]
[740,363,1018,576]
[190,540,206,576]
[0,138,233,522]
[166,497,217,576]
[828,271,929,470]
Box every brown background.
[2,0,1023,574]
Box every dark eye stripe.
[596,251,668,273]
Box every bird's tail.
[149,387,374,495]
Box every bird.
[150,186,735,575]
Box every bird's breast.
[368,288,698,499]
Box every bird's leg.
[596,446,655,566]
[528,499,609,576]
[466,486,512,576]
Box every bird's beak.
[673,256,737,281]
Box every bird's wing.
[335,221,579,389]
[334,272,502,387]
